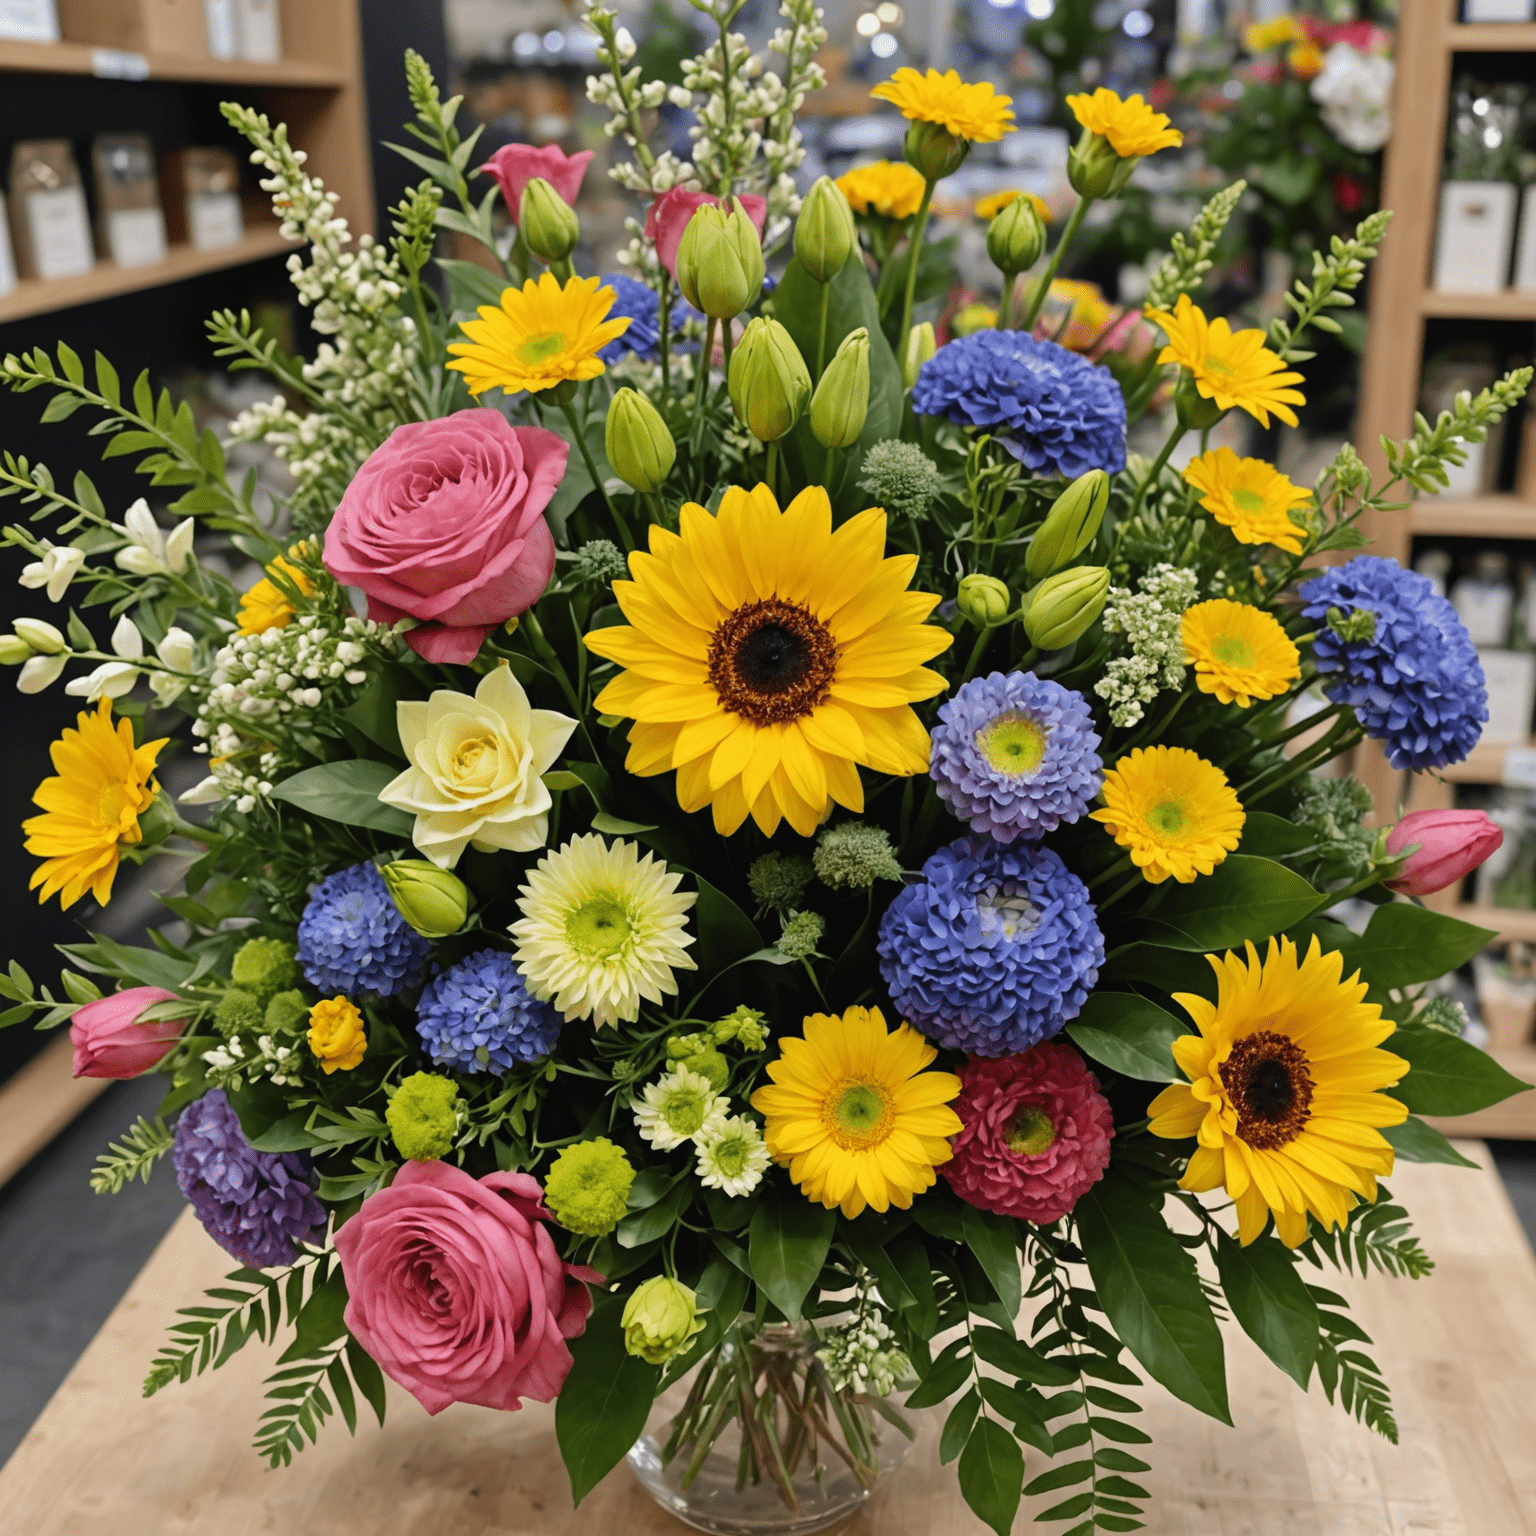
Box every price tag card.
[106,207,167,269]
[25,186,93,280]
[1500,746,1536,789]
[91,48,150,80]
[189,192,242,251]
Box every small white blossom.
[65,660,139,700]
[816,1307,911,1398]
[111,614,144,660]
[695,1114,770,1196]
[633,1067,729,1150]
[1094,563,1200,728]
[19,541,84,603]
[114,499,194,576]
[17,652,66,694]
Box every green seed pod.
[901,320,936,390]
[904,119,969,182]
[676,203,764,320]
[1023,566,1111,650]
[1026,469,1111,581]
[379,859,469,938]
[728,317,811,443]
[518,177,580,263]
[986,193,1047,276]
[605,388,676,494]
[794,175,857,283]
[956,573,1011,628]
[809,327,871,449]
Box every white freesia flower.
[114,499,194,576]
[65,660,139,700]
[111,614,144,659]
[180,775,227,805]
[151,626,196,706]
[19,541,85,603]
[17,652,66,693]
[1310,44,1394,154]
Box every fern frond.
[91,1115,174,1195]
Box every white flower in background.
[1310,44,1394,154]
[17,653,66,694]
[18,540,84,603]
[114,498,194,577]
[65,614,144,701]
[695,1114,771,1196]
[180,775,225,805]
[150,627,196,706]
[633,1067,728,1151]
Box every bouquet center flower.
[1232,489,1267,515]
[826,1078,895,1149]
[1212,635,1255,668]
[977,711,1048,776]
[451,730,502,790]
[566,894,634,958]
[708,597,837,726]
[519,330,569,365]
[976,879,1041,940]
[1219,1030,1315,1150]
[1148,797,1189,835]
[1004,1104,1057,1156]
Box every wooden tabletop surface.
[2,1140,1533,1535]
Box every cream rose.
[379,665,576,868]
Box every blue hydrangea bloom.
[173,1090,326,1269]
[296,861,430,997]
[911,332,1127,478]
[599,273,665,363]
[876,836,1102,1056]
[930,671,1103,842]
[1299,555,1487,771]
[416,948,562,1073]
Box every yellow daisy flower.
[1091,745,1246,885]
[1182,447,1312,555]
[1145,294,1305,429]
[871,67,1016,143]
[446,273,632,397]
[1147,935,1410,1249]
[23,698,167,910]
[951,300,999,336]
[1038,278,1115,352]
[837,160,928,220]
[308,996,367,1073]
[1288,39,1324,78]
[1181,600,1301,708]
[584,484,952,839]
[750,1005,962,1218]
[237,548,316,636]
[1066,87,1183,159]
[974,189,1050,222]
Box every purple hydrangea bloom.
[173,1090,326,1269]
[930,671,1103,842]
[876,836,1103,1056]
[416,948,562,1073]
[296,861,430,997]
[1299,555,1487,771]
[911,332,1127,478]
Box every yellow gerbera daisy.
[1181,600,1301,708]
[750,1005,962,1218]
[974,189,1050,222]
[446,273,632,397]
[1182,447,1312,555]
[1066,87,1183,159]
[23,698,167,909]
[1091,745,1245,884]
[871,68,1016,143]
[1147,935,1410,1249]
[837,160,928,220]
[237,548,316,636]
[1145,294,1305,429]
[584,484,952,839]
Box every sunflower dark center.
[1220,1030,1314,1151]
[708,598,837,727]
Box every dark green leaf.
[1215,1232,1319,1390]
[326,1356,357,1434]
[1388,1025,1533,1116]
[1238,811,1315,858]
[248,1114,325,1153]
[1143,856,1319,951]
[1381,1114,1480,1167]
[1024,1459,1095,1495]
[971,1327,1075,1386]
[616,1179,692,1248]
[269,760,414,836]
[59,936,191,991]
[747,1195,834,1322]
[1338,904,1496,992]
[1067,992,1189,1083]
[962,1204,1022,1319]
[957,1416,1024,1536]
[905,1351,971,1408]
[555,1302,659,1504]
[278,1269,349,1362]
[692,876,763,977]
[939,1387,980,1463]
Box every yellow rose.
[308,995,367,1073]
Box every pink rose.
[645,189,768,276]
[335,1161,599,1415]
[324,410,566,665]
[481,143,594,215]
[1384,808,1503,897]
[70,986,187,1079]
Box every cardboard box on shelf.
[8,141,94,282]
[92,134,167,269]
[158,147,244,251]
[56,0,207,55]
[1434,181,1518,292]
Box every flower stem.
[823,441,837,487]
[1018,195,1092,332]
[765,439,780,497]
[560,399,632,553]
[996,270,1017,330]
[691,319,716,459]
[816,282,830,378]
[896,179,936,364]
[659,279,672,395]
[1127,418,1188,520]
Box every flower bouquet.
[4,8,1532,1533]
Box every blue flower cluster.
[416,948,562,1073]
[296,861,430,998]
[876,836,1103,1056]
[1299,555,1487,771]
[911,332,1127,479]
[173,1090,326,1269]
[930,672,1102,842]
[599,273,666,363]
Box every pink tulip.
[645,188,768,276]
[1384,809,1503,896]
[70,986,188,1079]
[480,144,593,216]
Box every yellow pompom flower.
[1181,600,1301,708]
[836,160,928,219]
[871,68,1016,143]
[585,484,951,839]
[1245,14,1303,50]
[237,548,316,636]
[974,189,1050,222]
[1148,935,1410,1248]
[1288,39,1324,78]
[1066,87,1183,159]
[1182,447,1312,554]
[750,1005,962,1218]
[447,273,632,397]
[1145,294,1305,429]
[24,698,166,910]
[1091,745,1246,885]
[308,996,367,1073]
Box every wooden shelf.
[1433,740,1528,783]
[1410,493,1536,536]
[1454,902,1536,940]
[1425,1043,1536,1139]
[0,34,344,86]
[1420,287,1536,318]
[1445,20,1536,49]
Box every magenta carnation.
[943,1041,1114,1223]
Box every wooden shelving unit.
[1409,494,1536,536]
[0,33,345,85]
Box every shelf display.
[158,146,243,250]
[0,0,57,41]
[92,132,167,269]
[8,139,92,281]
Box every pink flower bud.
[644,188,767,277]
[1383,808,1503,896]
[479,144,593,217]
[69,986,188,1079]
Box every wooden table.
[3,1143,1534,1535]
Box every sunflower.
[237,548,316,636]
[1148,935,1410,1248]
[1090,745,1245,884]
[871,68,1016,144]
[1144,295,1305,429]
[1066,87,1183,159]
[1181,600,1301,708]
[1182,447,1312,554]
[975,189,1050,222]
[750,1005,963,1218]
[837,160,928,220]
[24,698,167,909]
[446,273,632,397]
[585,484,952,839]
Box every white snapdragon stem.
[18,541,85,603]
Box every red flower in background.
[645,188,767,276]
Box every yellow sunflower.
[1148,935,1410,1248]
[1182,448,1312,555]
[446,273,631,397]
[1181,600,1301,708]
[1091,745,1246,884]
[24,698,167,910]
[974,189,1050,222]
[871,68,1016,143]
[1145,294,1305,429]
[837,160,928,220]
[751,1005,963,1218]
[1066,87,1183,159]
[237,547,316,636]
[585,484,952,839]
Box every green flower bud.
[544,1136,636,1235]
[1173,369,1227,431]
[1068,129,1137,200]
[669,1043,729,1092]
[386,1071,461,1162]
[809,327,870,449]
[677,203,765,320]
[264,988,310,1035]
[1025,470,1110,581]
[1326,605,1377,644]
[379,859,469,938]
[518,177,580,263]
[0,635,30,665]
[621,1276,707,1365]
[956,573,1011,628]
[1023,566,1111,650]
[605,387,676,494]
[987,195,1046,276]
[903,120,968,182]
[133,794,176,850]
[728,317,811,443]
[214,987,263,1035]
[901,321,936,390]
[794,175,857,283]
[230,937,300,1006]
[15,617,65,654]
[712,1004,769,1051]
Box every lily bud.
[987,194,1047,276]
[904,119,968,182]
[0,635,30,665]
[1023,566,1110,650]
[519,177,580,263]
[1068,128,1137,200]
[15,617,66,654]
[676,203,764,320]
[1173,369,1227,430]
[380,859,470,938]
[728,317,811,443]
[1026,470,1110,581]
[901,321,936,389]
[809,328,870,449]
[957,573,1011,627]
[605,388,676,494]
[794,175,857,283]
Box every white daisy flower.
[633,1067,728,1151]
[695,1114,771,1196]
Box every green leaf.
[1387,1025,1533,1117]
[435,256,509,312]
[340,665,422,758]
[1143,856,1319,951]
[1067,992,1189,1083]
[40,392,85,423]
[555,1302,659,1505]
[278,1269,349,1362]
[542,770,588,792]
[59,936,191,992]
[961,1203,1022,1319]
[616,1179,692,1248]
[1215,1232,1319,1390]
[692,876,763,977]
[957,1416,1024,1536]
[1024,1459,1094,1495]
[269,760,414,836]
[1238,811,1315,859]
[1337,904,1496,993]
[590,811,656,836]
[1381,1114,1480,1168]
[747,1195,834,1322]
[248,1113,325,1153]
[905,1349,971,1408]
[940,1388,980,1464]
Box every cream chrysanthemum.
[1090,745,1246,884]
[695,1114,772,1196]
[1145,295,1306,429]
[509,834,697,1027]
[1183,448,1312,554]
[1181,600,1301,708]
[633,1067,727,1151]
[871,68,1016,143]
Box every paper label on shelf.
[1465,0,1535,18]
[189,193,243,252]
[106,207,166,270]
[91,48,150,80]
[1434,181,1518,294]
[0,0,59,42]
[25,188,93,281]
[204,0,238,59]
[0,216,16,298]
[1502,746,1536,789]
